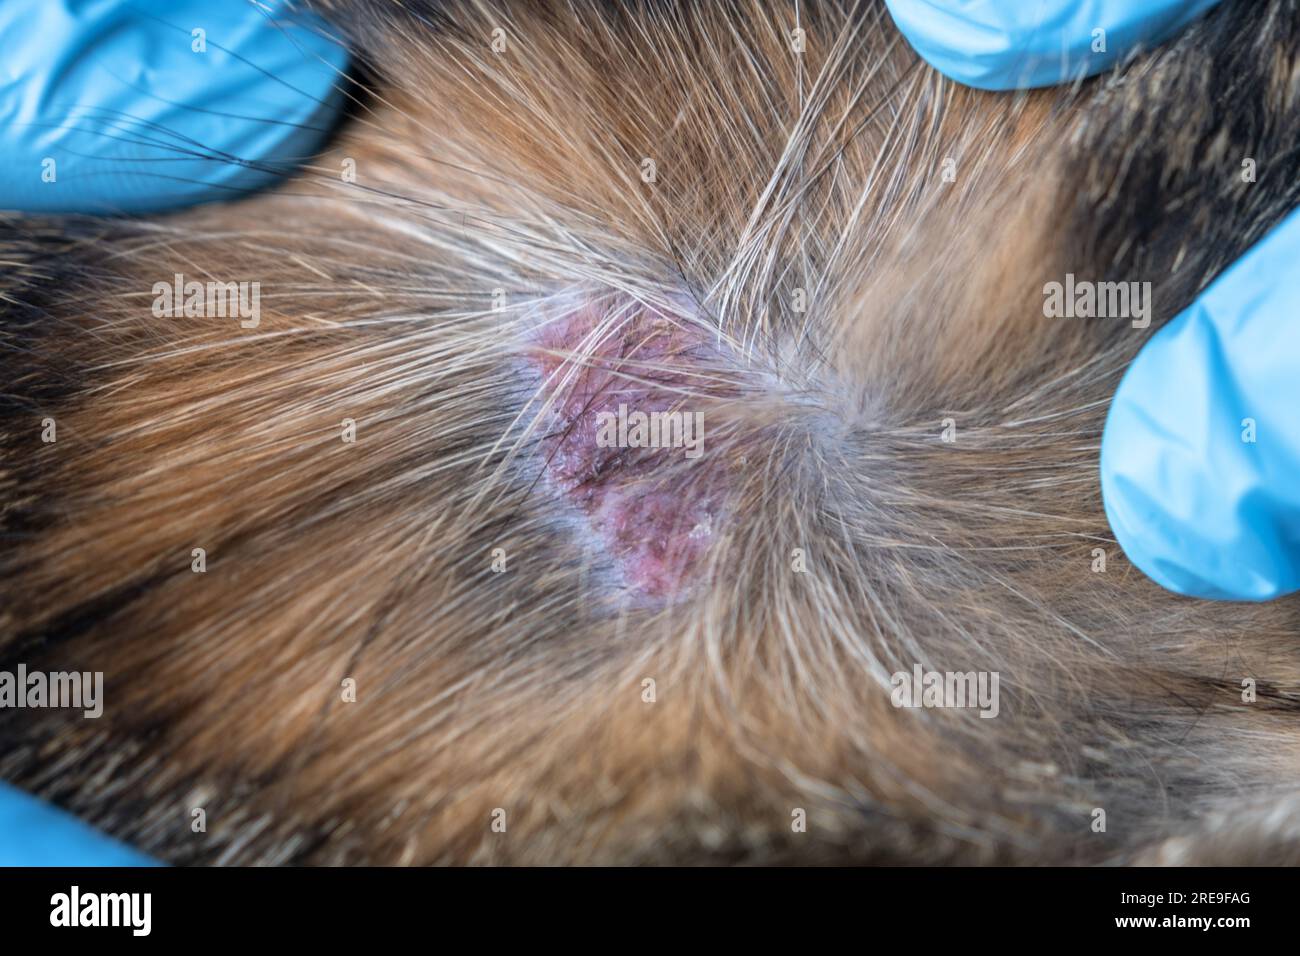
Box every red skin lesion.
[528,298,730,599]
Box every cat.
[1,0,1298,864]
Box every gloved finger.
[0,782,158,865]
[1101,207,1300,602]
[884,0,1223,90]
[0,0,349,215]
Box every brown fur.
[1,0,1299,864]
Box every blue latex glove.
[884,0,1222,90]
[0,0,349,214]
[0,782,159,866]
[887,0,1300,602]
[1101,209,1300,602]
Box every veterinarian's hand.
[888,0,1300,601]
[884,0,1223,90]
[1101,209,1300,602]
[0,782,158,866]
[0,0,348,214]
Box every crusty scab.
[528,294,736,599]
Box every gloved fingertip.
[0,0,351,215]
[884,0,1224,91]
[0,782,160,866]
[1100,208,1300,602]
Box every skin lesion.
[527,293,742,599]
